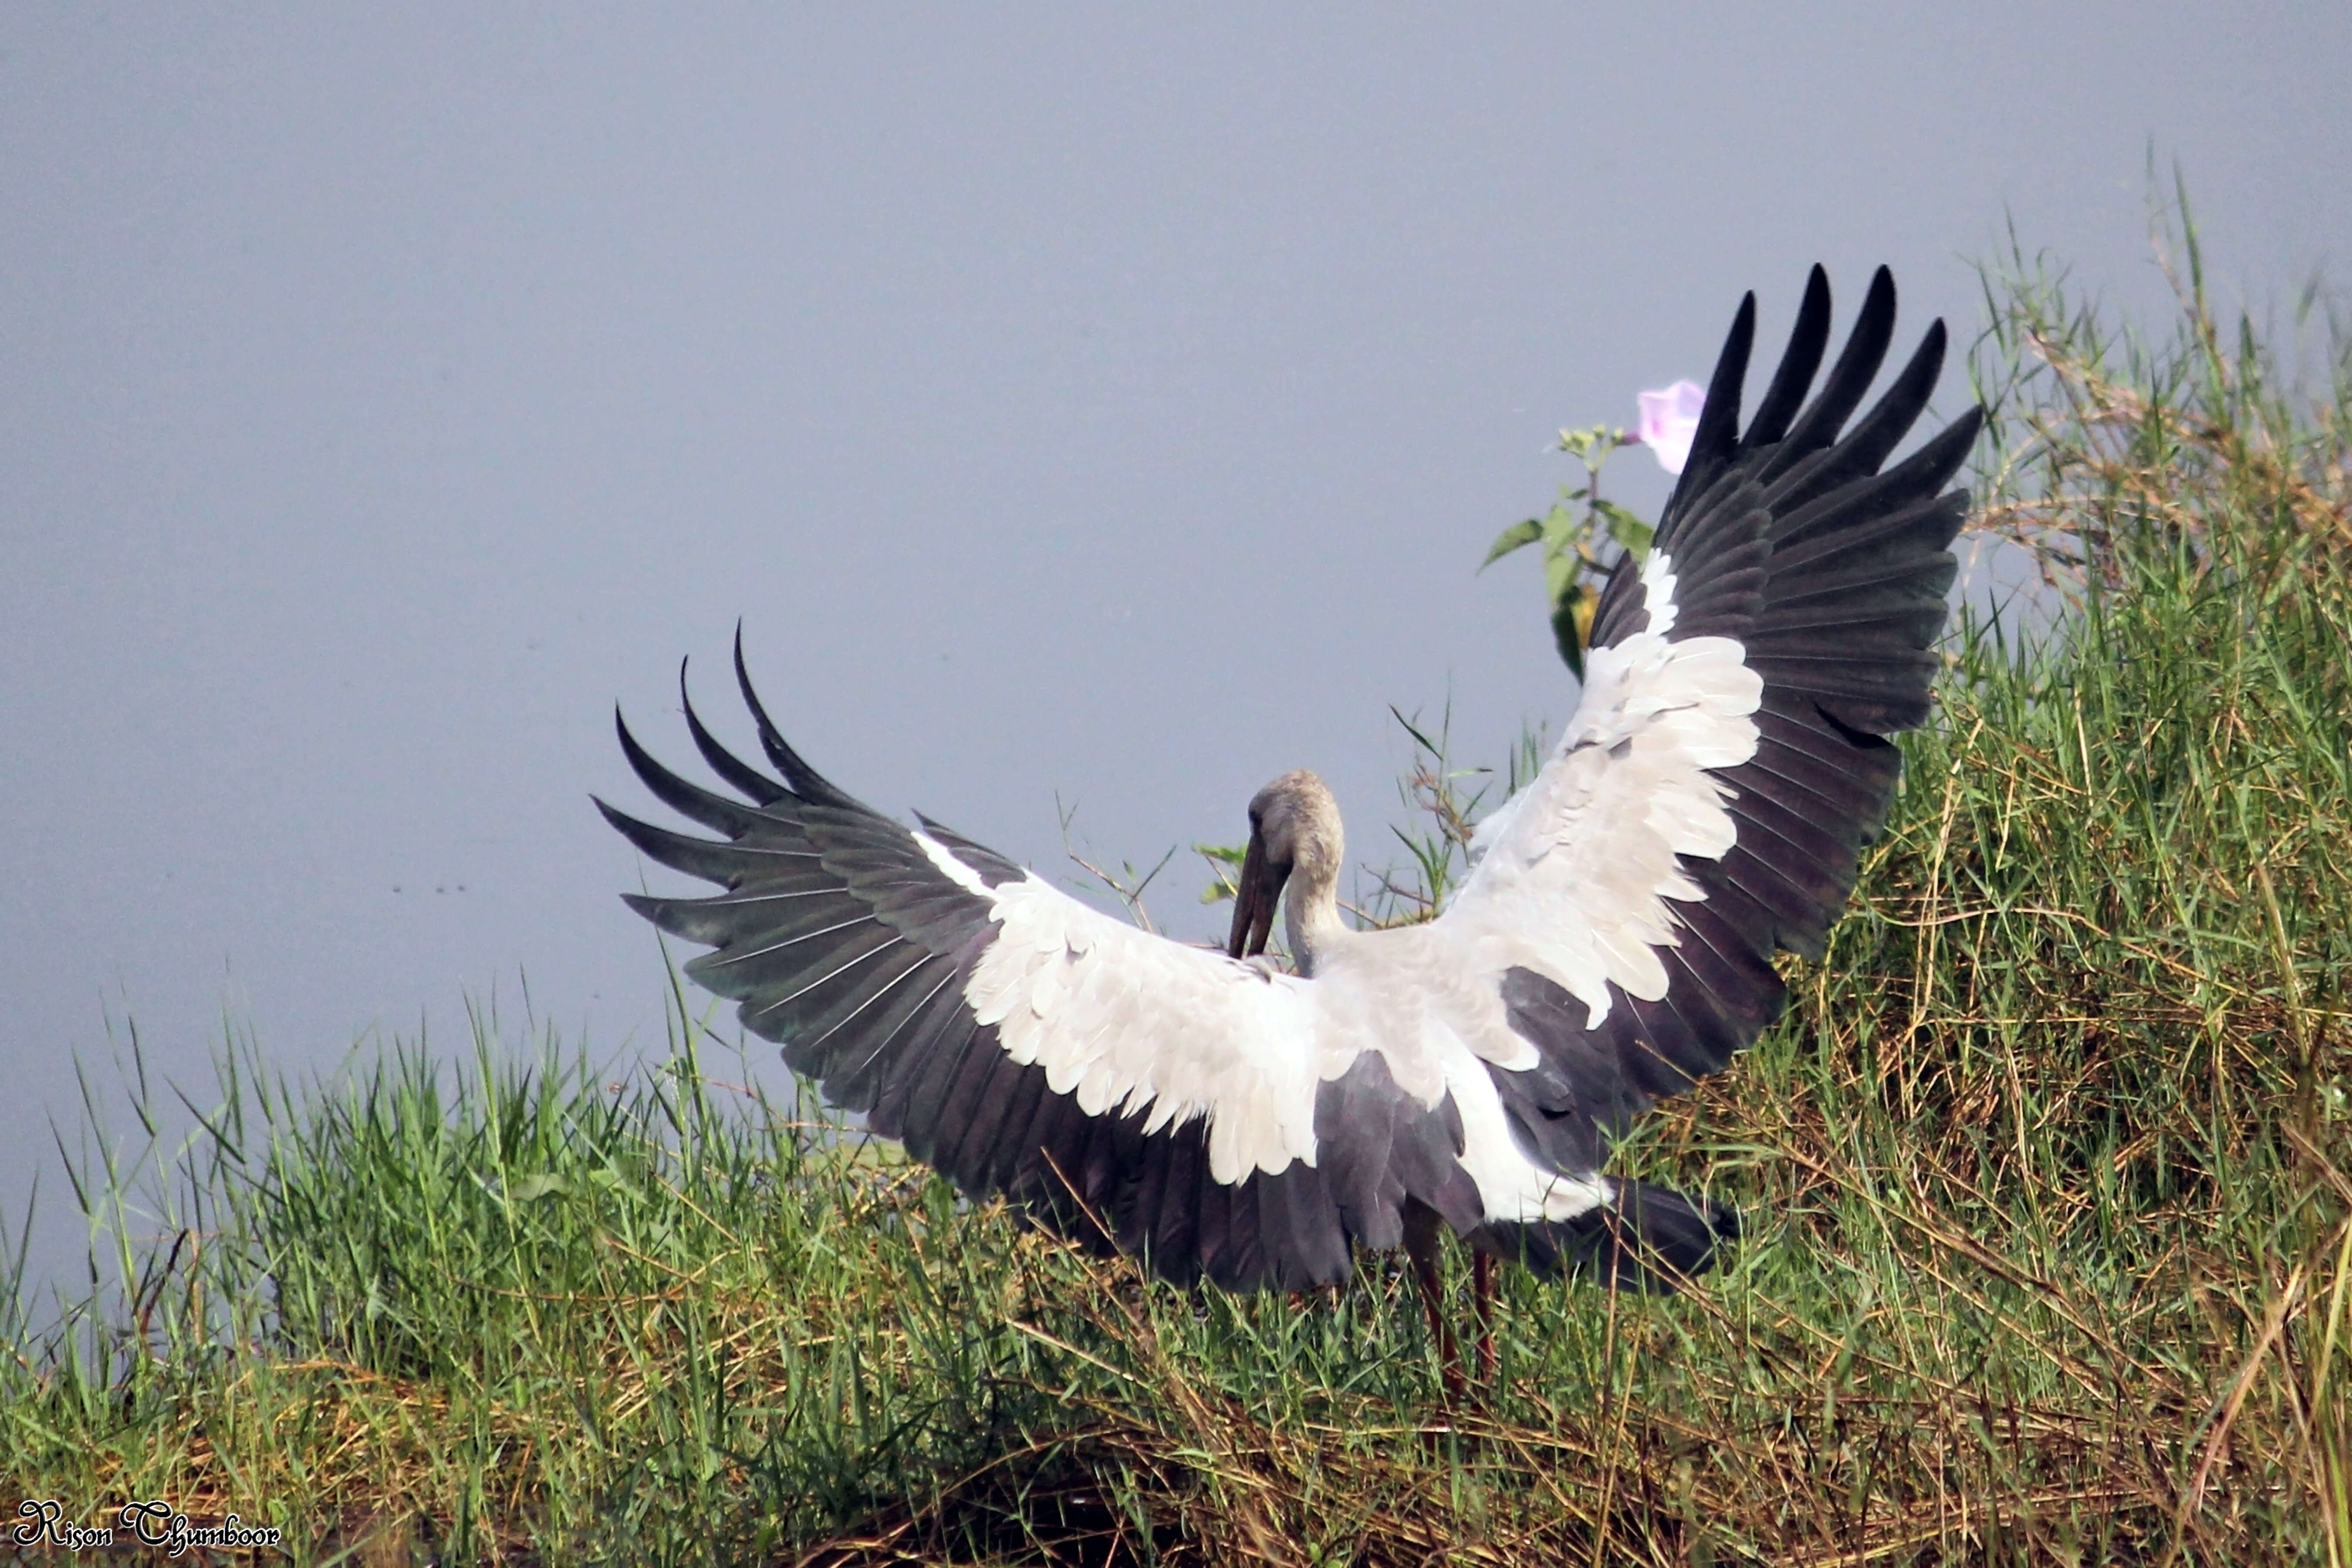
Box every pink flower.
[1634,380,1706,476]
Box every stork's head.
[1227,769,1343,960]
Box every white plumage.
[601,267,1985,1378]
[958,867,1322,1183]
[1451,550,1764,1028]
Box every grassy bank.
[7,235,2351,1564]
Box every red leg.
[1402,1199,1463,1402]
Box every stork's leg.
[1401,1198,1463,1402]
[1473,1248,1497,1384]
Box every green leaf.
[1196,842,1247,903]
[1594,499,1656,561]
[1538,497,1583,548]
[1543,547,1581,605]
[1548,581,1602,680]
[1479,518,1543,570]
[1548,590,1584,681]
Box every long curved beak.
[1226,828,1290,959]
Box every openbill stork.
[600,267,1983,1390]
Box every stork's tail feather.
[1486,1180,1739,1293]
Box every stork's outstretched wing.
[1440,265,1981,1267]
[599,641,1482,1291]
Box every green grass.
[7,224,2352,1564]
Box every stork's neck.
[1246,767,1347,977]
[1284,852,1346,977]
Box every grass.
[6,220,2352,1563]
